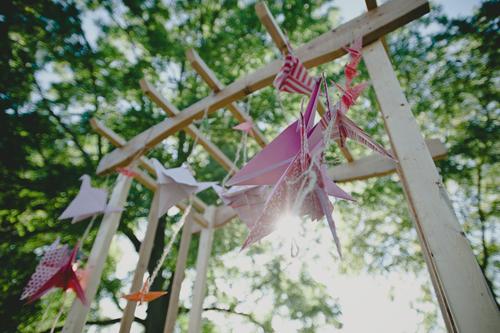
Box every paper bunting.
[233,120,254,134]
[21,239,86,304]
[59,175,119,223]
[273,54,315,95]
[152,159,216,218]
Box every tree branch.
[34,80,94,169]
[203,306,266,331]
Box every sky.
[79,0,484,332]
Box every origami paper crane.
[233,120,254,134]
[213,184,270,229]
[316,39,395,161]
[229,79,353,255]
[21,239,86,304]
[273,53,314,95]
[122,282,167,305]
[59,174,119,223]
[152,159,216,218]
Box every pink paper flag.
[21,240,86,304]
[233,121,254,134]
[59,175,120,223]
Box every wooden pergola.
[61,1,500,332]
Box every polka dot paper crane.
[21,239,86,304]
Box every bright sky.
[81,0,483,332]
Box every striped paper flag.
[273,54,315,95]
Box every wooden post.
[63,174,133,332]
[119,190,161,333]
[187,206,216,333]
[163,212,195,333]
[363,40,500,333]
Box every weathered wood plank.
[119,190,161,333]
[364,40,500,333]
[96,0,430,175]
[329,138,447,182]
[140,79,237,171]
[187,206,216,333]
[186,49,268,147]
[163,212,194,333]
[62,174,133,332]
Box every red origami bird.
[122,281,167,305]
[21,239,86,304]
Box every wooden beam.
[140,79,237,172]
[364,40,500,333]
[191,205,238,234]
[185,49,267,147]
[163,212,194,333]
[90,118,207,214]
[255,2,290,55]
[96,0,430,175]
[63,174,133,332]
[329,138,446,182]
[119,190,161,333]
[187,206,216,333]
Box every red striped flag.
[273,54,315,95]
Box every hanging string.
[49,291,67,333]
[143,201,193,293]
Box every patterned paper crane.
[21,239,86,304]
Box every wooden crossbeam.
[255,1,355,162]
[186,49,267,147]
[140,79,237,172]
[329,138,447,182]
[95,0,430,175]
[90,118,208,225]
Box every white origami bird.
[152,159,216,218]
[59,175,118,223]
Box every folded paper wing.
[227,78,322,187]
[59,174,120,223]
[21,241,86,304]
[233,121,254,134]
[214,185,270,229]
[122,291,168,304]
[153,159,216,218]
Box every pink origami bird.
[240,81,353,255]
[315,39,395,161]
[59,175,119,223]
[229,79,352,255]
[233,120,254,134]
[213,184,270,229]
[152,159,216,218]
[21,239,86,304]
